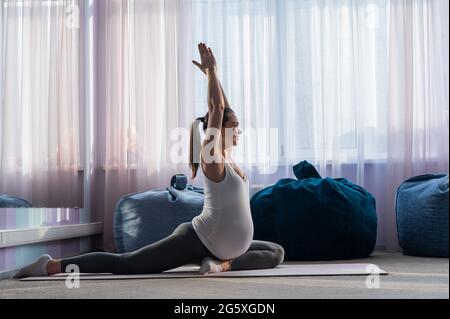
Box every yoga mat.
[19,263,387,281]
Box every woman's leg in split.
[57,222,211,275]
[228,240,285,271]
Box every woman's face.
[221,113,241,148]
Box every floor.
[0,252,448,299]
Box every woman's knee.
[172,222,192,236]
[272,244,285,266]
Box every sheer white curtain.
[0,0,84,207]
[191,0,449,250]
[94,0,448,251]
[191,0,391,180]
[93,0,195,251]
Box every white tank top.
[192,155,254,260]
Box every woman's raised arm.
[193,43,225,163]
[192,43,230,109]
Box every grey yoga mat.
[19,263,388,281]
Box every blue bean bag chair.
[0,194,33,208]
[250,161,377,261]
[114,174,204,253]
[396,174,449,257]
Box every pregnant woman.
[13,43,284,279]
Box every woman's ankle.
[221,260,232,272]
[46,259,61,275]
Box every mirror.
[0,207,101,278]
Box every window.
[192,0,390,164]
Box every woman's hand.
[192,43,217,75]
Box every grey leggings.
[61,222,285,275]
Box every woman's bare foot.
[46,259,62,276]
[199,257,232,275]
[222,260,232,271]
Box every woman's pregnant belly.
[192,206,254,260]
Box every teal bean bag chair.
[250,161,377,260]
[396,174,449,257]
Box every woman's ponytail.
[189,117,205,179]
